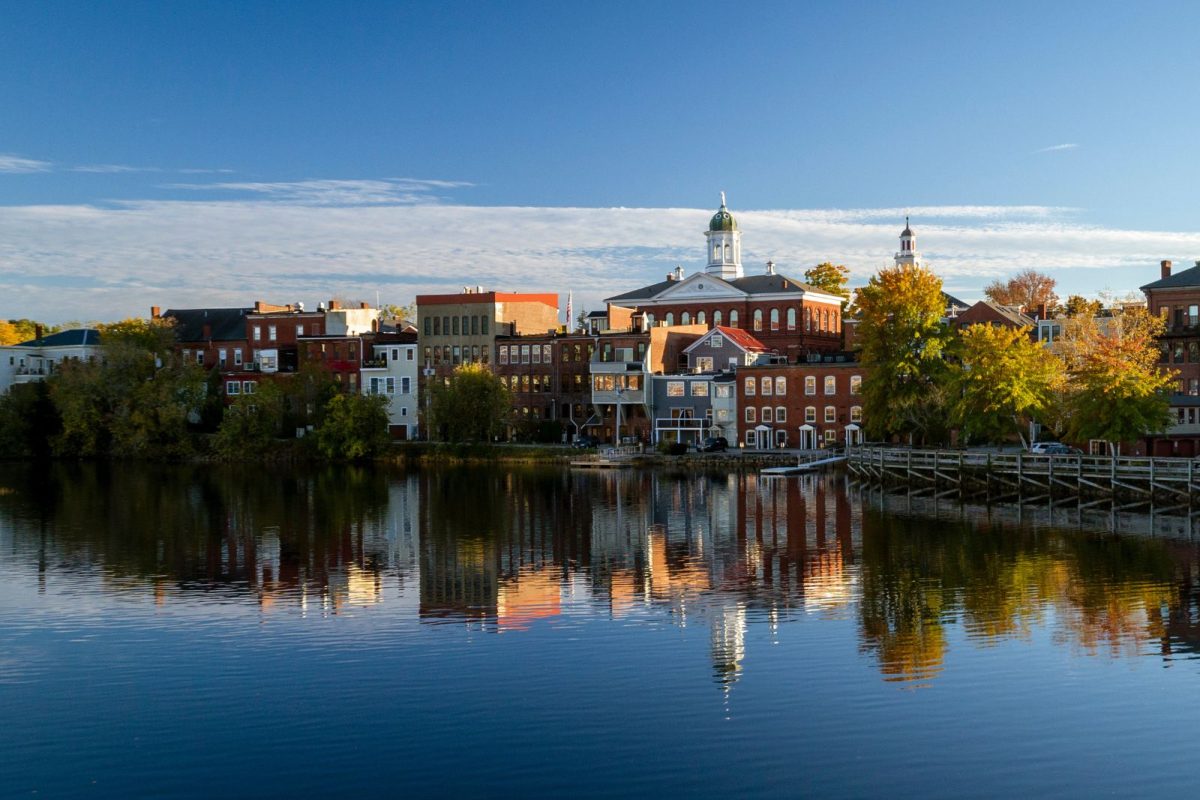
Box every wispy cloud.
[0,154,52,173]
[1035,143,1079,154]
[164,178,473,205]
[0,198,1194,324]
[70,164,162,174]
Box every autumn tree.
[804,262,851,300]
[315,392,391,460]
[1053,307,1174,454]
[854,266,952,444]
[427,363,512,442]
[949,324,1064,445]
[983,270,1059,312]
[0,319,62,345]
[1063,295,1103,318]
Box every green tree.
[854,265,951,444]
[214,380,286,458]
[1056,307,1175,454]
[315,392,391,459]
[427,363,512,442]
[983,269,1059,311]
[0,382,59,458]
[804,262,851,300]
[949,324,1063,445]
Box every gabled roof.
[943,291,969,311]
[960,300,1036,328]
[1141,264,1200,291]
[684,325,770,354]
[605,278,679,303]
[163,307,252,343]
[13,328,102,348]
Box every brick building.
[1141,259,1200,455]
[603,198,845,361]
[159,305,252,372]
[735,359,866,450]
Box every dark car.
[700,436,729,453]
[572,435,600,449]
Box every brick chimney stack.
[1036,303,1047,320]
[329,300,341,310]
[34,324,42,342]
[1162,260,1173,280]
[150,306,161,319]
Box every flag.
[565,291,573,328]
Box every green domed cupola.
[709,192,738,231]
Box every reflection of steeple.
[710,602,747,689]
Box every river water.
[1,463,1198,798]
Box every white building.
[360,335,419,439]
[0,328,103,394]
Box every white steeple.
[704,193,743,280]
[894,216,922,270]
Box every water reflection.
[2,464,1200,687]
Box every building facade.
[0,328,103,394]
[360,331,419,439]
[735,360,865,450]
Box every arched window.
[770,308,780,331]
[821,309,828,331]
[729,310,739,328]
[665,312,674,326]
[805,308,812,332]
[787,308,797,331]
[724,243,731,260]
[713,243,720,261]
[681,311,691,325]
[697,311,706,325]
[713,310,723,326]
[753,309,763,331]
[645,313,654,327]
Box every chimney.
[202,323,212,340]
[329,300,341,310]
[34,324,42,342]
[1036,303,1047,320]
[254,300,263,313]
[1162,260,1173,280]
[360,302,368,309]
[666,272,675,282]
[150,306,161,319]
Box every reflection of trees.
[857,505,1192,682]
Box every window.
[753,309,763,331]
[770,308,780,331]
[825,406,836,423]
[824,429,837,443]
[1191,305,1199,326]
[471,316,479,335]
[744,377,756,396]
[665,312,675,326]
[481,316,489,335]
[226,381,241,395]
[745,407,756,423]
[243,381,257,395]
[762,406,773,423]
[824,376,836,395]
[681,311,691,325]
[533,345,542,364]
[716,408,731,422]
[543,344,552,363]
[715,384,732,398]
[218,349,227,367]
[296,325,304,337]
[433,317,441,336]
[499,346,509,365]
[850,375,862,395]
[805,406,816,423]
[850,406,862,423]
[710,333,724,348]
[697,311,706,325]
[761,377,772,396]
[805,376,816,395]
[401,407,408,417]
[401,377,411,394]
[453,346,461,365]
[787,308,797,331]
[745,430,756,446]
[442,316,450,335]
[696,356,714,372]
[195,351,204,365]
[424,317,431,336]
[805,308,812,332]
[452,317,459,335]
[472,345,480,363]
[776,406,786,423]
[774,376,786,396]
[406,349,413,361]
[713,310,723,326]
[729,310,739,328]
[521,345,531,364]
[253,326,262,341]
[667,381,685,397]
[462,315,470,334]
[691,381,708,396]
[267,325,277,341]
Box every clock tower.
[704,193,743,280]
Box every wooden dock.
[760,453,848,476]
[847,446,1200,505]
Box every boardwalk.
[847,446,1200,506]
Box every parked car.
[1029,442,1060,454]
[572,434,600,449]
[1041,443,1082,455]
[700,436,729,453]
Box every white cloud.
[164,178,474,205]
[71,164,161,173]
[0,154,52,173]
[0,200,1194,324]
[1035,143,1079,153]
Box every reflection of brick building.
[735,359,866,449]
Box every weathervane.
[720,191,726,208]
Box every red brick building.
[735,359,866,450]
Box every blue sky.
[4,1,1200,322]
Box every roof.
[942,291,969,310]
[416,291,558,308]
[709,204,737,232]
[13,328,102,348]
[605,272,840,304]
[684,325,769,354]
[1141,263,1200,291]
[585,310,608,318]
[163,307,252,343]
[959,301,1036,328]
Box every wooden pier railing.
[846,446,1200,504]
